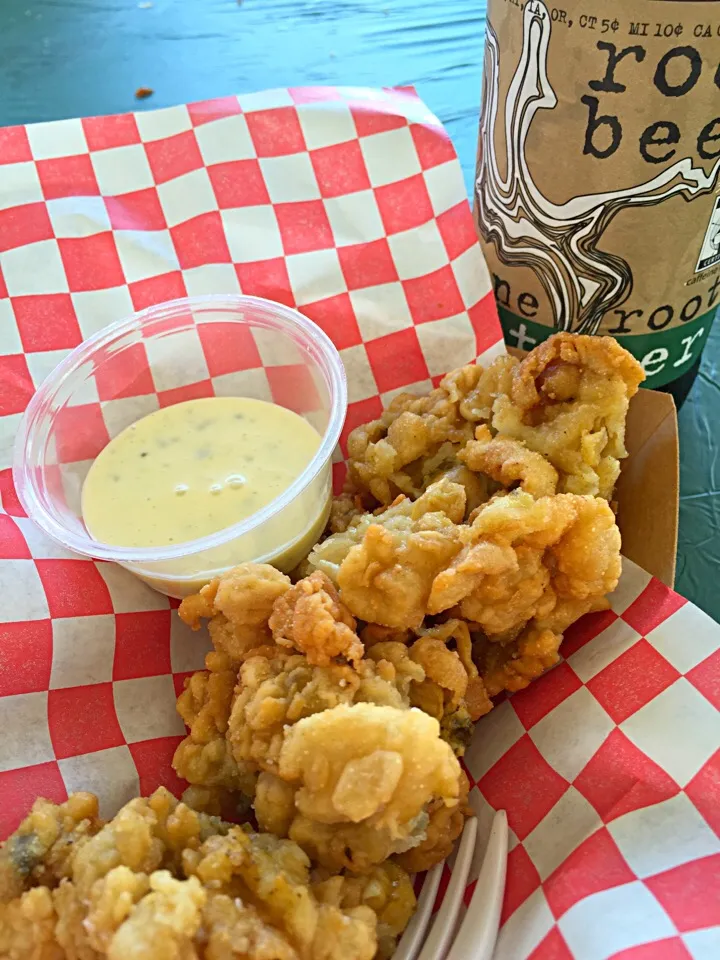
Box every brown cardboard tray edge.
[615,389,679,589]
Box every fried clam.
[179,562,291,664]
[394,769,472,875]
[173,649,258,801]
[184,826,382,960]
[362,620,492,757]
[267,703,466,873]
[1,787,408,960]
[0,886,62,960]
[307,478,467,585]
[68,788,227,896]
[345,355,517,505]
[472,623,565,697]
[0,793,101,903]
[306,479,466,631]
[491,332,644,499]
[407,621,493,754]
[227,645,424,777]
[458,424,558,498]
[428,490,621,637]
[269,570,363,667]
[1,788,228,959]
[313,862,416,960]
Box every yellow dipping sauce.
[82,397,328,594]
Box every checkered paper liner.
[0,87,718,959]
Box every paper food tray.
[0,87,717,959]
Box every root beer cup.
[475,0,720,405]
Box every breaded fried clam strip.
[345,355,517,505]
[269,570,363,667]
[408,621,494,754]
[173,649,258,800]
[178,562,291,664]
[271,703,466,874]
[306,480,466,630]
[428,490,621,637]
[306,478,467,585]
[492,332,644,499]
[458,424,558,498]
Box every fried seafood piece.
[337,521,462,631]
[346,356,517,504]
[52,866,201,959]
[328,491,365,534]
[473,625,564,697]
[185,827,379,960]
[276,703,464,873]
[313,862,416,960]
[440,356,518,422]
[1,788,391,960]
[0,886,62,960]
[307,478,466,586]
[69,788,226,897]
[98,869,206,959]
[395,770,471,874]
[361,636,476,754]
[359,622,492,756]
[228,646,424,775]
[0,793,100,903]
[306,482,466,631]
[306,480,466,630]
[428,491,621,641]
[458,424,558,498]
[173,650,258,798]
[492,333,644,499]
[402,442,495,517]
[407,621,493,755]
[179,563,291,663]
[0,790,220,959]
[269,571,363,667]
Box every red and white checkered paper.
[0,88,718,959]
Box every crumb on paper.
[135,87,154,100]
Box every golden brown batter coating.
[269,571,363,667]
[492,333,644,499]
[0,788,412,960]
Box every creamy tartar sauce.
[82,397,322,549]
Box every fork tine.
[416,817,478,960]
[444,810,508,960]
[393,860,444,960]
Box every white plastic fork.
[445,810,508,960]
[394,810,508,960]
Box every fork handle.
[444,810,508,960]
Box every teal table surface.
[0,0,717,621]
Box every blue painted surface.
[0,0,717,618]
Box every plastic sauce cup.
[14,295,347,597]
